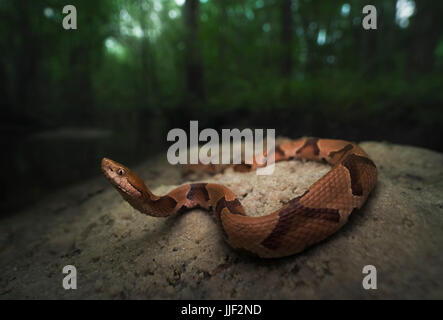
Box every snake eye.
[118,169,125,176]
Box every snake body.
[102,138,377,258]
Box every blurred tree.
[407,1,443,73]
[280,0,294,78]
[184,0,205,102]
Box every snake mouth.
[101,158,124,180]
[101,157,115,174]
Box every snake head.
[101,158,149,204]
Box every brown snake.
[101,138,377,258]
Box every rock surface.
[1,140,442,299]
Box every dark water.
[0,127,165,215]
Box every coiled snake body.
[102,138,377,258]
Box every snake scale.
[102,138,377,258]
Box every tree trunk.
[407,1,442,73]
[217,0,228,82]
[16,1,40,117]
[281,0,293,77]
[184,0,205,101]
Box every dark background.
[1,0,442,214]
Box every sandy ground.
[1,140,442,299]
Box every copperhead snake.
[101,138,377,258]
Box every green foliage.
[1,0,442,149]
